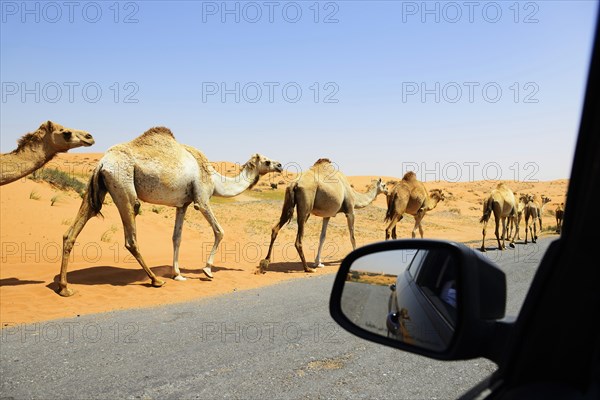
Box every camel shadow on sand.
[261,260,342,274]
[0,277,45,287]
[45,264,243,292]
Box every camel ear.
[40,120,54,133]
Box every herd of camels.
[0,121,566,296]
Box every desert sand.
[0,153,568,325]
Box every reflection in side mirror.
[340,248,458,352]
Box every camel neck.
[425,197,441,211]
[353,184,379,209]
[0,142,56,185]
[211,165,259,197]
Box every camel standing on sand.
[384,172,445,240]
[59,127,282,297]
[1,121,94,185]
[479,183,519,252]
[259,158,388,273]
[555,203,564,233]
[534,194,552,231]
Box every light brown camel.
[535,194,552,231]
[479,183,518,252]
[523,193,540,244]
[525,193,552,238]
[507,192,528,241]
[1,121,94,185]
[384,172,445,240]
[555,202,564,233]
[59,127,282,297]
[259,158,388,273]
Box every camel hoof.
[305,267,317,273]
[259,259,270,271]
[152,279,166,287]
[509,243,515,248]
[173,275,187,281]
[315,263,325,268]
[480,247,486,253]
[202,266,214,279]
[57,287,75,297]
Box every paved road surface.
[0,237,556,399]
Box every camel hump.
[402,171,417,181]
[140,126,175,138]
[313,158,332,165]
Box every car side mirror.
[329,239,508,362]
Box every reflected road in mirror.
[340,248,458,352]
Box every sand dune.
[0,153,568,325]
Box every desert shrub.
[151,206,164,214]
[30,168,85,194]
[29,190,41,200]
[50,194,62,206]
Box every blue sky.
[1,1,598,181]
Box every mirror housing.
[329,239,509,363]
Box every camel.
[523,194,540,244]
[58,126,282,296]
[384,172,445,240]
[519,193,552,234]
[535,194,552,231]
[1,121,94,185]
[507,192,528,241]
[479,183,519,252]
[259,158,388,273]
[555,203,564,233]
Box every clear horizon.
[2,1,598,182]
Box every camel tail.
[88,164,107,217]
[480,197,493,224]
[384,192,397,222]
[279,182,298,226]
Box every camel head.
[541,195,552,205]
[246,153,283,175]
[520,193,534,204]
[40,120,95,152]
[429,189,445,202]
[372,178,388,196]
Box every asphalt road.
[0,237,556,400]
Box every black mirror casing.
[329,239,509,363]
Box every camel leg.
[111,193,165,288]
[314,217,330,267]
[295,212,315,273]
[493,215,504,250]
[172,205,189,281]
[480,219,489,252]
[509,214,517,248]
[59,198,96,297]
[385,214,402,240]
[413,211,425,239]
[500,217,508,249]
[532,216,537,243]
[345,213,357,250]
[196,202,224,279]
[261,218,286,273]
